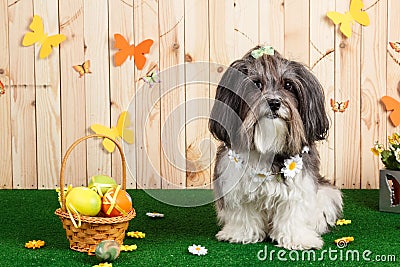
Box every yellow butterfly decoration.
[326,0,370,38]
[90,111,134,153]
[22,15,66,59]
[73,60,92,78]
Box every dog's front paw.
[276,235,323,250]
[216,228,265,244]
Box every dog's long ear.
[209,61,250,147]
[295,64,329,142]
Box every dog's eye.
[254,81,263,90]
[283,80,293,91]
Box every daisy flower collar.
[226,145,309,180]
[282,154,303,179]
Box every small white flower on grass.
[281,154,303,179]
[188,244,208,256]
[228,149,243,169]
[146,212,164,218]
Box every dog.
[209,46,342,250]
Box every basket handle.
[59,134,127,212]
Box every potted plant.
[372,133,400,213]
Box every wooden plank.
[185,0,210,188]
[108,0,136,188]
[310,0,335,183]
[159,0,186,189]
[84,0,111,179]
[284,0,309,65]
[59,0,87,187]
[334,0,361,189]
[134,0,161,189]
[209,0,235,188]
[34,0,62,189]
[259,0,284,53]
[8,0,37,189]
[0,0,12,188]
[386,1,400,140]
[360,0,387,189]
[233,0,258,57]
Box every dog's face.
[209,46,329,156]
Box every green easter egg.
[65,187,101,216]
[95,240,121,262]
[88,175,117,195]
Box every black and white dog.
[209,46,342,250]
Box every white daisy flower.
[251,168,274,183]
[188,244,208,256]
[228,149,243,169]
[146,212,164,218]
[395,148,400,163]
[281,154,303,179]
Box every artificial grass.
[0,189,398,266]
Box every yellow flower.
[388,133,400,145]
[25,240,45,249]
[120,244,137,251]
[336,219,351,225]
[334,236,354,244]
[127,231,145,238]
[371,142,384,156]
[92,263,112,267]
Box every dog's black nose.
[268,99,281,111]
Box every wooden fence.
[0,0,398,189]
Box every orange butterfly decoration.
[382,96,400,127]
[113,33,153,69]
[73,60,92,78]
[330,99,349,113]
[0,80,5,95]
[389,42,400,53]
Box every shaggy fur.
[209,46,342,250]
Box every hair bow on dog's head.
[251,46,274,59]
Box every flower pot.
[379,169,400,213]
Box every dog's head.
[209,46,329,156]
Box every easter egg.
[95,240,120,262]
[66,187,102,216]
[88,174,117,195]
[102,188,133,217]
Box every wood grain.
[334,0,361,189]
[387,1,400,134]
[0,0,398,190]
[185,0,211,188]
[59,0,87,187]
[108,0,136,188]
[233,0,258,57]
[34,0,62,189]
[159,0,186,189]
[84,0,111,180]
[0,0,12,188]
[360,0,387,189]
[8,0,37,189]
[134,0,161,189]
[208,0,235,188]
[259,0,284,53]
[284,0,309,64]
[310,0,335,183]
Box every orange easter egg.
[102,187,133,217]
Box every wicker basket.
[55,134,136,253]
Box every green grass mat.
[0,189,398,266]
